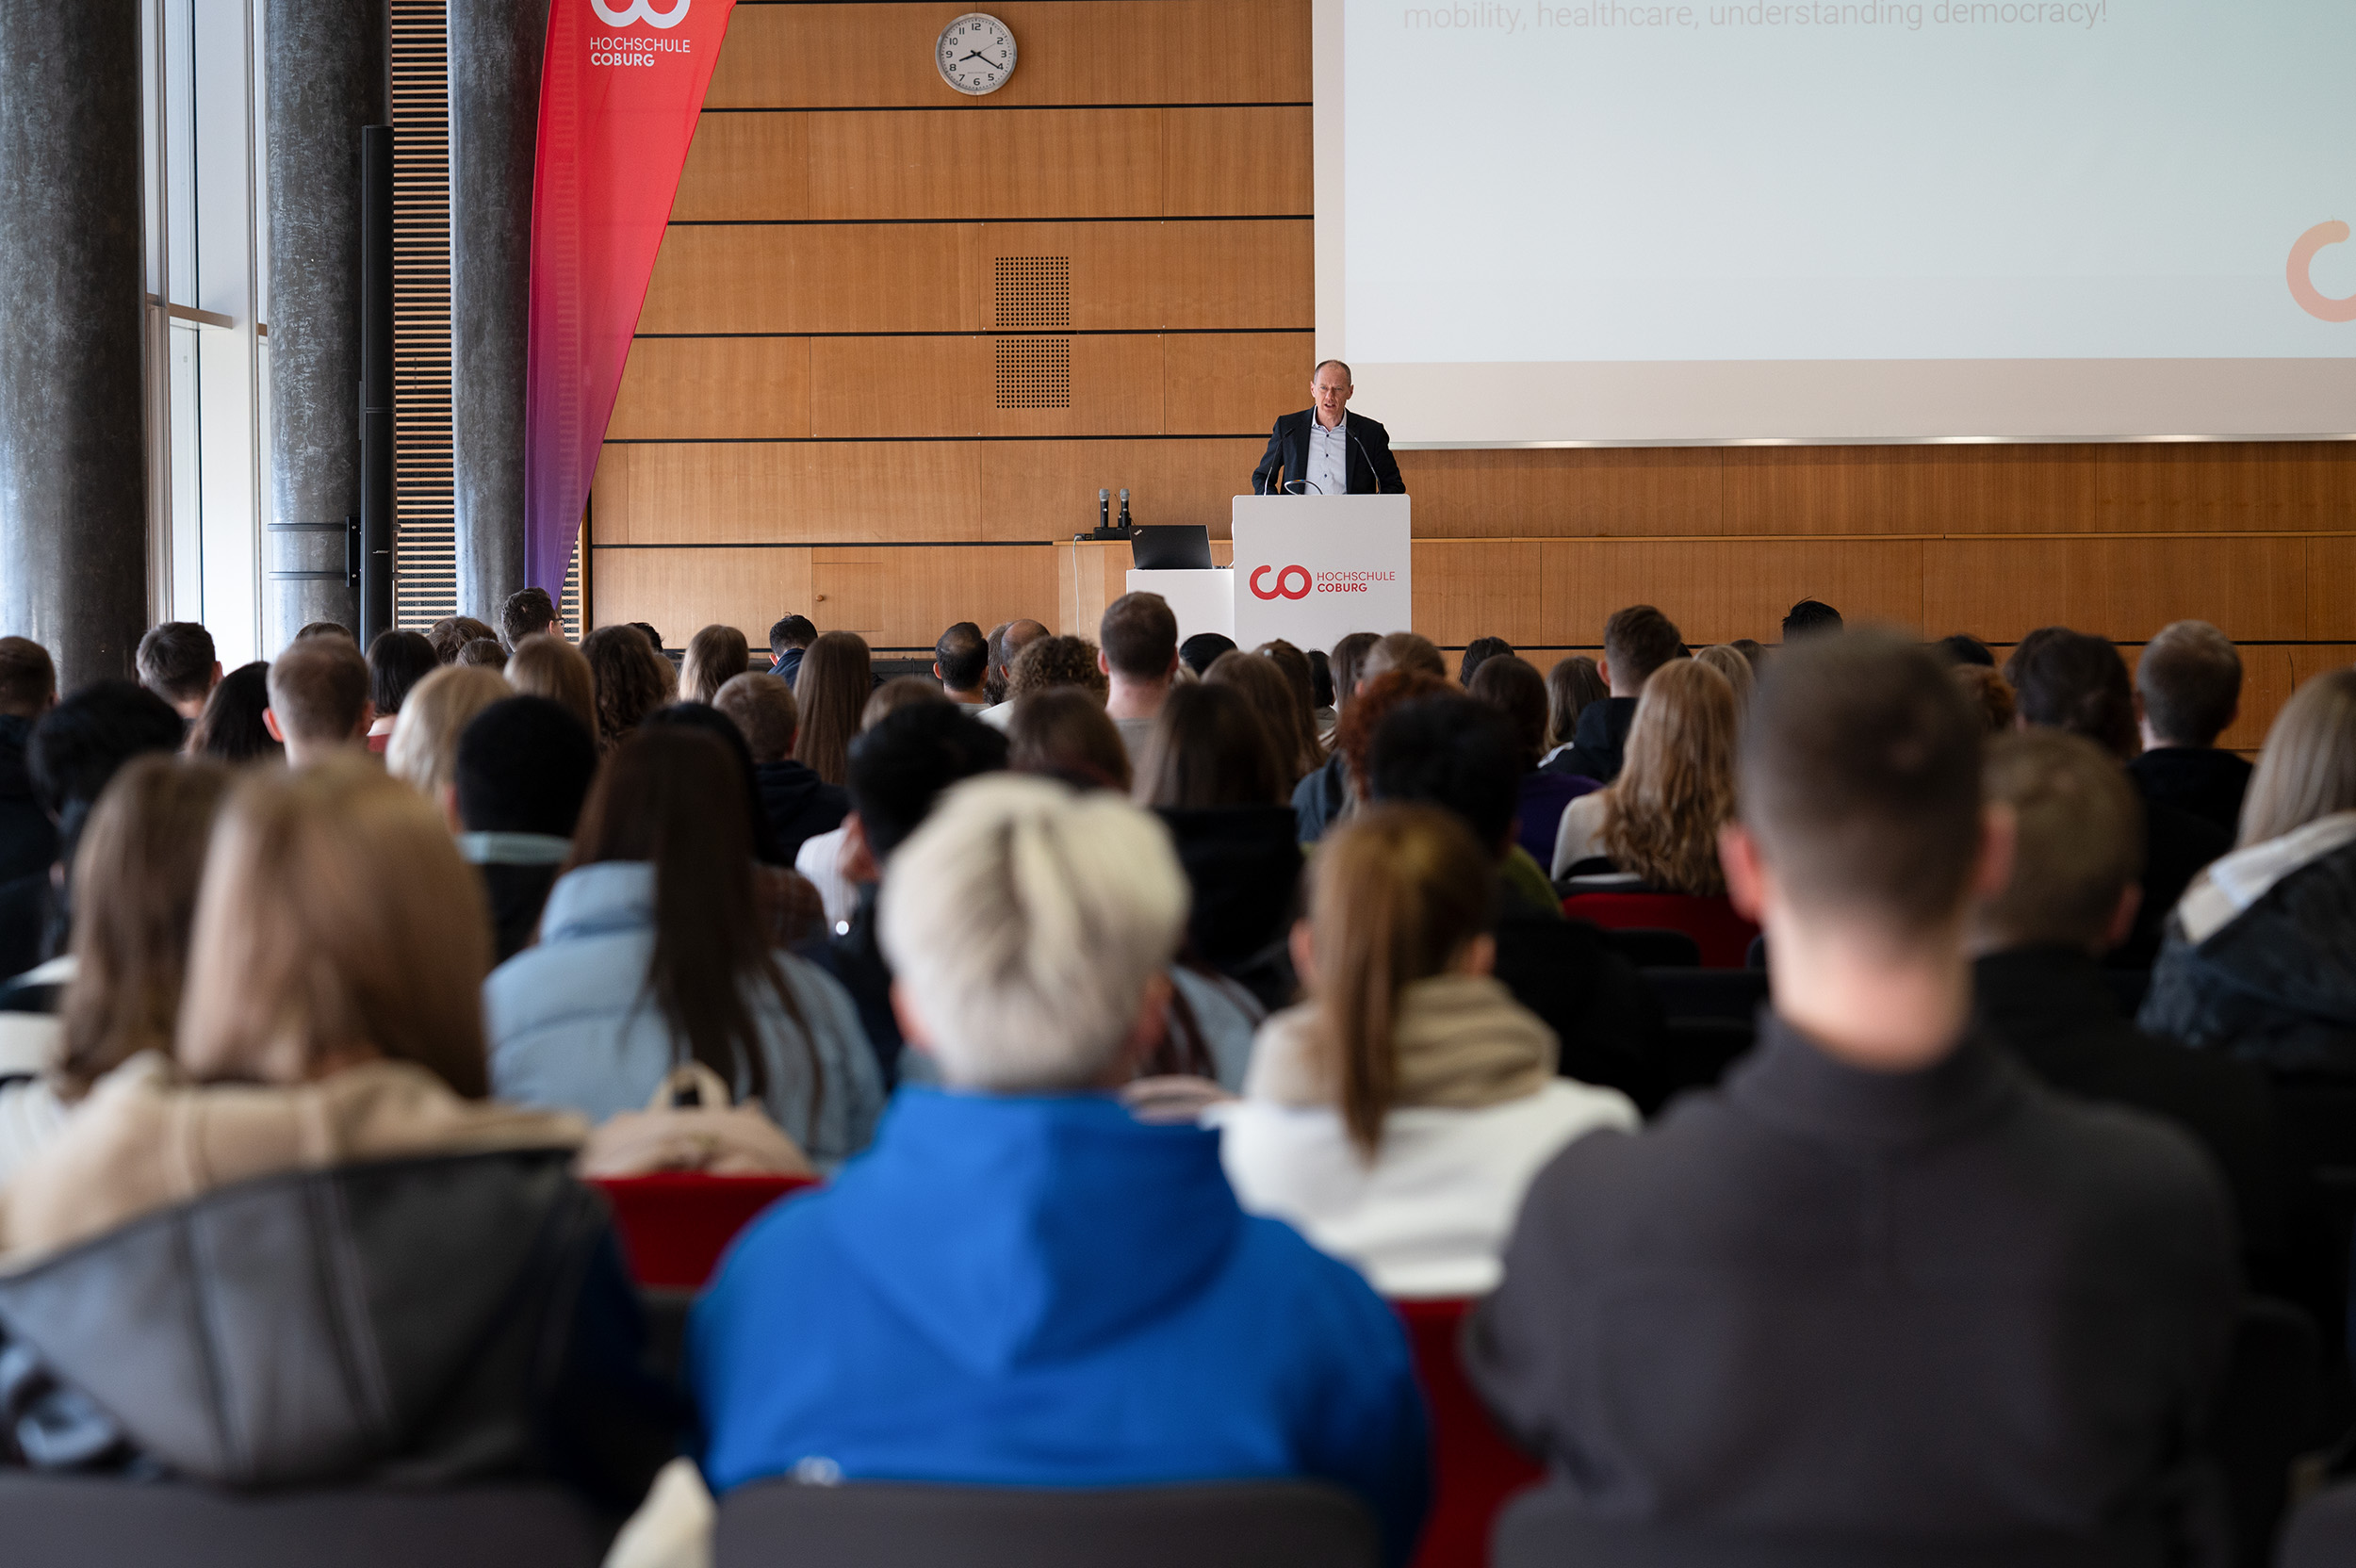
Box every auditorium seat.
[1600,927,1702,969]
[1395,1298,1543,1568]
[2207,1298,2318,1568]
[2280,1478,2356,1568]
[1563,892,1760,969]
[0,1474,613,1568]
[1644,968,1770,1024]
[591,1172,818,1290]
[712,1478,1379,1568]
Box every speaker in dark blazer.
[1251,410,1407,497]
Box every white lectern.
[1231,495,1413,649]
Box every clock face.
[936,13,1016,96]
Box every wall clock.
[937,12,1016,95]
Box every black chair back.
[1644,969,1770,1023]
[2280,1478,2356,1568]
[714,1479,1380,1568]
[1604,928,1701,969]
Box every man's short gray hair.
[878,775,1187,1090]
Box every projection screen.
[1311,0,2356,444]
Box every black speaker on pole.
[358,124,396,647]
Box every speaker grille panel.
[993,338,1072,410]
[994,256,1071,330]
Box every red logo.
[1249,564,1312,600]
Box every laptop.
[1129,525,1214,571]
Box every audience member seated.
[1296,632,1447,843]
[1255,640,1324,760]
[714,671,848,867]
[186,659,280,764]
[0,637,57,888]
[500,584,559,651]
[791,629,873,787]
[689,776,1429,1563]
[1954,662,2016,733]
[424,613,499,663]
[679,623,750,705]
[1327,632,1380,737]
[767,613,816,686]
[1973,729,2287,1274]
[1100,592,1180,760]
[792,669,935,933]
[0,757,676,1506]
[263,634,374,767]
[1470,653,1591,866]
[364,628,439,754]
[1693,643,1757,704]
[1007,686,1132,793]
[2140,667,2356,1075]
[133,621,219,723]
[2007,627,2230,968]
[1309,645,1336,735]
[999,631,1107,723]
[933,619,990,711]
[452,697,600,963]
[1551,659,1740,891]
[1465,632,2236,1551]
[630,621,666,657]
[486,727,881,1167]
[977,616,1047,719]
[386,663,511,802]
[294,620,356,642]
[0,756,230,1184]
[1542,604,1683,786]
[1207,649,1321,798]
[456,636,507,668]
[1458,636,1512,687]
[505,630,598,739]
[1181,630,1238,678]
[1939,632,1998,667]
[1540,655,1605,769]
[1780,596,1843,640]
[1217,804,1637,1297]
[1368,694,1670,1116]
[2131,619,2253,837]
[581,623,672,750]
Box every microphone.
[1099,489,1110,531]
[1284,479,1322,495]
[1117,488,1132,532]
[1353,433,1383,495]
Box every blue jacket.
[690,1089,1430,1562]
[484,862,885,1169]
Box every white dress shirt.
[1305,413,1350,497]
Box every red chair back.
[1395,1298,1542,1568]
[1562,891,1759,969]
[590,1172,818,1290]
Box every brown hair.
[499,586,558,649]
[1008,687,1132,792]
[1603,605,1685,688]
[680,623,750,705]
[1133,681,1284,808]
[1006,633,1108,704]
[178,756,495,1095]
[57,757,233,1097]
[1954,664,2017,734]
[1207,650,1321,792]
[581,623,672,750]
[505,632,597,739]
[425,616,499,663]
[793,630,873,786]
[265,634,371,745]
[0,636,56,717]
[1468,654,1547,773]
[188,662,282,764]
[2005,628,2137,760]
[1362,631,1447,685]
[714,670,797,763]
[1100,592,1180,681]
[2238,667,2356,847]
[386,664,511,801]
[2136,620,2243,748]
[861,675,952,731]
[1599,660,1741,895]
[1308,804,1497,1156]
[1330,631,1382,714]
[1254,640,1321,744]
[1977,730,2143,953]
[136,622,217,706]
[456,637,507,668]
[1335,669,1453,799]
[1544,656,1606,752]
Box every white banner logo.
[591,0,689,27]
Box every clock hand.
[958,49,995,64]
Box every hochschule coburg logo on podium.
[1249,564,1314,601]
[592,0,689,26]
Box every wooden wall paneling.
[983,437,1268,537]
[1925,536,2314,644]
[2304,536,2356,640]
[607,337,810,441]
[2221,644,2299,755]
[2091,444,2356,534]
[591,547,814,642]
[1921,538,2072,641]
[705,2,1311,111]
[809,545,1058,645]
[1397,447,1733,539]
[1537,539,1925,646]
[1137,220,1314,328]
[2289,644,2356,688]
[1164,106,1313,217]
[805,335,1167,438]
[1055,537,1235,636]
[590,441,985,545]
[806,109,1167,221]
[1164,333,1311,434]
[981,334,1167,438]
[640,223,982,335]
[670,111,807,222]
[1413,541,1547,648]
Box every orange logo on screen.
[1249,565,1313,600]
[2290,222,2356,322]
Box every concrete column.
[0,0,150,692]
[263,0,386,648]
[449,0,544,622]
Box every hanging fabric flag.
[525,0,736,596]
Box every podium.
[1231,494,1412,649]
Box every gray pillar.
[0,0,150,694]
[449,0,543,622]
[263,0,386,650]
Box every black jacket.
[1290,753,1350,845]
[480,862,562,964]
[1541,696,1637,788]
[0,1149,679,1511]
[1156,806,1302,1014]
[755,760,849,870]
[2130,748,2252,841]
[1466,1015,2237,1544]
[1251,411,1406,497]
[1492,874,1672,1115]
[2119,788,2233,971]
[0,715,54,889]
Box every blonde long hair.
[2239,667,2356,847]
[506,632,597,739]
[386,664,511,800]
[1599,659,1741,895]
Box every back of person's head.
[0,636,56,718]
[568,727,806,1101]
[1729,638,1766,674]
[1459,636,1513,687]
[1366,694,1521,856]
[983,621,1014,702]
[2136,620,2242,749]
[862,675,951,731]
[266,634,371,747]
[1006,633,1107,705]
[845,703,1009,862]
[1336,668,1453,796]
[630,622,665,654]
[2005,628,2137,760]
[1975,730,2143,956]
[1008,686,1132,793]
[581,623,672,748]
[1362,630,1446,685]
[1133,680,1284,808]
[57,756,234,1097]
[643,701,788,866]
[878,775,1185,1092]
[454,697,598,840]
[135,622,217,708]
[679,624,750,705]
[1601,605,1684,689]
[2238,667,2356,847]
[713,671,796,764]
[793,629,874,786]
[1693,644,1757,704]
[768,614,816,662]
[504,631,597,739]
[1254,640,1319,739]
[1179,631,1235,678]
[1100,593,1179,683]
[1602,659,1741,896]
[1467,654,1546,773]
[1742,631,1983,940]
[31,681,190,826]
[178,756,493,1094]
[934,620,989,693]
[456,637,507,668]
[499,585,558,650]
[425,615,496,663]
[1938,633,1996,668]
[1307,804,1497,1155]
[387,664,511,801]
[188,662,282,764]
[294,620,355,644]
[1954,664,2016,734]
[1781,599,1843,641]
[1205,649,1319,792]
[1330,631,1381,710]
[1544,656,1606,751]
[366,629,440,717]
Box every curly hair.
[1006,634,1109,702]
[1599,659,1740,895]
[581,623,673,749]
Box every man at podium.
[1251,360,1406,497]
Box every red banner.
[525,0,736,596]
